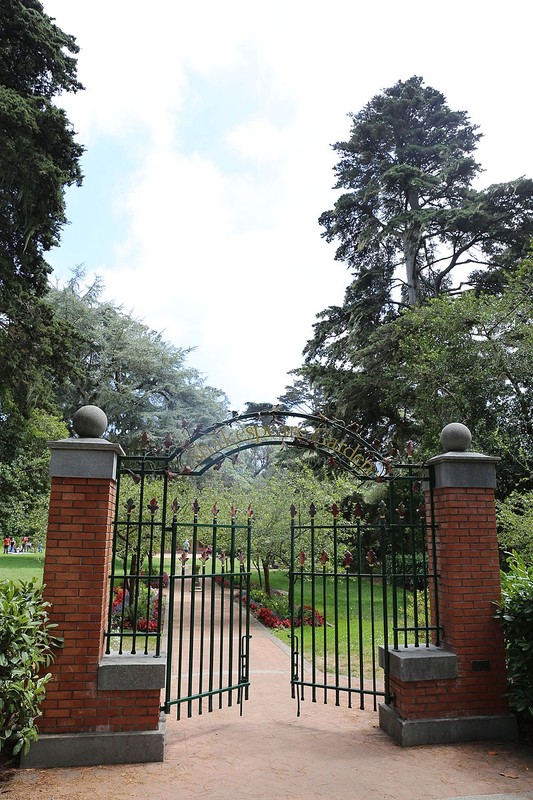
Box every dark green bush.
[0,580,61,756]
[496,553,533,719]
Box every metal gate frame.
[104,411,439,721]
[289,464,439,714]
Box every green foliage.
[388,259,533,490]
[0,579,61,755]
[0,0,84,416]
[299,76,533,446]
[497,493,533,565]
[496,553,533,718]
[49,272,228,451]
[0,407,68,542]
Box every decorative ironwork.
[289,465,440,714]
[106,409,439,724]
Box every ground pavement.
[4,615,533,800]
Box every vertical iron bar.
[390,482,400,651]
[290,509,296,699]
[197,555,207,715]
[218,549,225,710]
[164,510,178,714]
[299,540,305,703]
[154,477,168,659]
[187,509,199,718]
[333,515,340,706]
[208,515,218,712]
[244,513,252,702]
[369,558,377,711]
[310,509,316,703]
[380,511,391,708]
[322,557,328,704]
[357,517,363,709]
[176,549,187,720]
[227,511,236,707]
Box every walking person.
[3,535,9,554]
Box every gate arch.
[106,409,439,720]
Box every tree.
[0,0,84,415]
[386,256,533,494]
[319,76,533,309]
[299,76,533,439]
[0,407,68,544]
[49,273,228,451]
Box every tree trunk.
[405,188,422,305]
[262,558,271,596]
[253,559,262,589]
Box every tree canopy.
[318,76,533,312]
[49,273,229,451]
[298,76,533,445]
[0,0,84,415]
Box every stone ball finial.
[72,405,108,439]
[440,422,472,453]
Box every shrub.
[0,580,62,756]
[496,552,533,719]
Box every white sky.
[43,0,533,411]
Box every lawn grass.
[0,553,45,585]
[249,567,426,680]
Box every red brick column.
[379,423,516,746]
[22,407,166,769]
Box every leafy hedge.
[496,553,533,719]
[0,581,61,756]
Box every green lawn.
[251,567,426,680]
[0,553,45,585]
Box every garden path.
[5,612,533,800]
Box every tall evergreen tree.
[300,77,533,438]
[0,0,84,415]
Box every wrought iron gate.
[163,505,252,718]
[104,411,439,722]
[103,453,253,718]
[289,466,439,713]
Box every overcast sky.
[43,0,533,411]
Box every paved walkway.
[6,613,533,800]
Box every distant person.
[9,537,15,553]
[183,538,190,554]
[3,536,9,555]
[21,535,28,552]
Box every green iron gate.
[104,483,253,717]
[289,465,439,714]
[104,411,439,720]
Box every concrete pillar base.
[379,703,517,747]
[20,716,166,768]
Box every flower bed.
[241,586,324,630]
[111,582,163,633]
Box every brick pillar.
[21,406,166,769]
[379,423,517,746]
